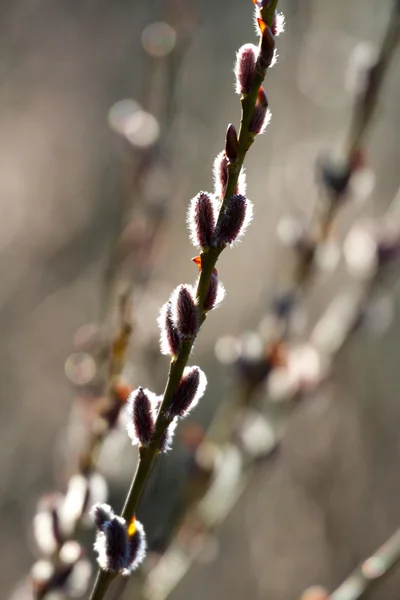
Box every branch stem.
[88,5,278,599]
[331,527,400,600]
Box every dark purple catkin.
[158,301,181,356]
[171,284,199,338]
[249,87,270,135]
[203,272,226,311]
[235,43,258,95]
[213,151,246,199]
[225,124,239,163]
[214,194,254,246]
[91,505,147,574]
[167,366,207,419]
[126,387,155,446]
[259,21,276,69]
[187,191,216,248]
[97,517,129,572]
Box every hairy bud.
[213,151,246,199]
[126,388,155,446]
[96,516,129,572]
[203,272,226,311]
[91,504,146,575]
[214,194,254,246]
[187,191,216,248]
[249,87,270,135]
[167,367,207,419]
[225,124,239,163]
[158,302,181,356]
[258,19,276,69]
[171,284,199,338]
[235,43,257,95]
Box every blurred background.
[1,0,400,599]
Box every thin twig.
[330,527,400,600]
[277,0,400,337]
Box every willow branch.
[346,0,400,158]
[88,5,279,599]
[330,527,400,600]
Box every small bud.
[159,418,178,453]
[203,272,226,311]
[167,366,207,419]
[235,43,257,95]
[91,505,147,574]
[317,155,352,198]
[213,151,246,199]
[272,292,296,318]
[158,302,181,356]
[225,124,239,163]
[192,255,203,270]
[258,19,276,70]
[214,194,254,246]
[187,191,216,248]
[249,87,270,135]
[126,388,155,446]
[171,284,199,338]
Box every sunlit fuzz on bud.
[125,518,147,574]
[187,191,216,248]
[91,505,147,574]
[234,43,257,95]
[271,11,285,36]
[225,124,239,163]
[167,366,207,419]
[203,271,226,311]
[159,417,178,453]
[214,194,254,246]
[126,387,156,446]
[158,301,181,356]
[213,151,246,198]
[170,284,199,338]
[249,87,270,135]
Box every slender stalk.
[88,5,279,599]
[277,0,400,337]
[346,0,400,158]
[330,527,400,600]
